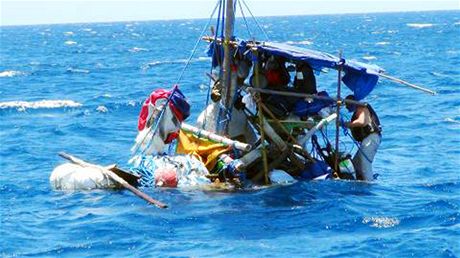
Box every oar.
[58,152,167,209]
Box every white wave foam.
[407,23,434,28]
[0,70,25,78]
[129,47,149,53]
[64,40,77,45]
[66,68,90,74]
[285,40,313,46]
[96,105,108,113]
[142,57,210,69]
[363,216,400,228]
[362,56,377,61]
[376,41,390,46]
[64,31,74,36]
[0,100,82,111]
[445,118,460,124]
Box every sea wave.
[445,117,460,124]
[362,55,377,61]
[0,100,83,111]
[0,70,25,78]
[362,216,400,228]
[407,23,434,28]
[66,68,90,74]
[64,40,77,45]
[141,57,210,69]
[285,40,313,46]
[376,41,390,46]
[128,47,149,53]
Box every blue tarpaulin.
[251,41,384,100]
[207,39,385,100]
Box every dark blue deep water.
[1,10,460,257]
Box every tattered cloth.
[138,88,190,131]
[176,129,230,171]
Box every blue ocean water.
[1,10,459,257]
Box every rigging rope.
[236,0,253,39]
[174,0,221,86]
[203,0,224,130]
[241,0,269,41]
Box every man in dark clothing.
[344,95,382,181]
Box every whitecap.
[81,28,93,32]
[142,57,209,69]
[0,100,82,110]
[445,118,460,124]
[197,57,211,61]
[66,68,90,74]
[376,41,390,46]
[285,40,313,46]
[362,56,377,61]
[64,31,74,36]
[129,47,149,53]
[407,23,434,28]
[64,40,77,45]
[0,70,25,78]
[96,106,108,113]
[454,21,460,26]
[362,216,400,228]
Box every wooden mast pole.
[218,0,235,135]
[334,51,343,177]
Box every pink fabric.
[138,89,170,131]
[137,88,185,131]
[154,167,178,187]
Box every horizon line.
[1,8,458,28]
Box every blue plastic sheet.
[252,41,384,100]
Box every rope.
[202,0,224,130]
[174,0,220,85]
[136,85,178,156]
[236,0,253,39]
[241,0,269,41]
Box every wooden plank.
[59,152,167,209]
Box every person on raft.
[343,95,382,181]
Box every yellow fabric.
[176,129,229,171]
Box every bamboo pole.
[203,36,436,97]
[252,48,269,185]
[181,123,251,151]
[59,152,168,209]
[379,73,436,95]
[218,0,236,135]
[258,102,315,163]
[334,51,343,177]
[246,87,367,107]
[297,113,337,146]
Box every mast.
[218,0,235,135]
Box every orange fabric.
[176,129,230,171]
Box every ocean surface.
[1,10,459,257]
